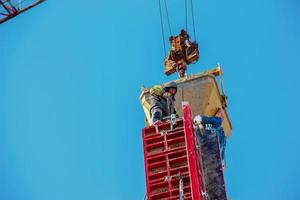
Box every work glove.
[163,92,172,99]
[194,115,202,125]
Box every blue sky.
[0,0,300,199]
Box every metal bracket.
[164,175,172,182]
[178,173,185,200]
[160,130,167,136]
[201,190,209,198]
[170,114,177,130]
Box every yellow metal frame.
[140,67,233,138]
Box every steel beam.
[0,0,45,24]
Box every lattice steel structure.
[0,0,45,24]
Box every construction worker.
[194,115,226,161]
[149,82,178,125]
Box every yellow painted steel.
[140,67,232,138]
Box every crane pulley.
[158,0,199,78]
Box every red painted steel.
[0,0,45,24]
[182,102,206,200]
[142,102,207,200]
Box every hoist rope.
[158,0,167,57]
[190,0,197,41]
[185,0,188,31]
[163,0,172,36]
[157,0,198,57]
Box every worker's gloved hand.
[194,115,205,135]
[163,92,172,98]
[194,115,202,125]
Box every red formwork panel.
[142,102,207,200]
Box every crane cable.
[163,0,172,36]
[190,0,197,41]
[185,0,197,41]
[185,0,188,32]
[158,0,197,57]
[158,0,167,57]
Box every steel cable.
[163,0,172,36]
[158,0,167,57]
[185,0,188,31]
[190,0,197,41]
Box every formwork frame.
[142,102,207,200]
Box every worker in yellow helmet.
[149,82,178,125]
